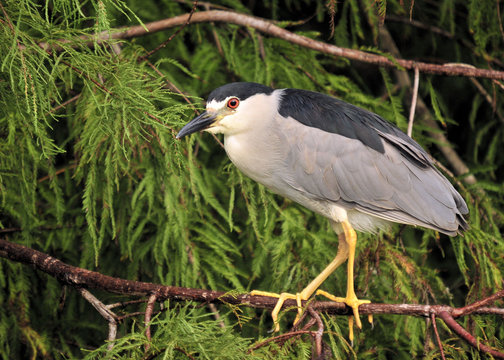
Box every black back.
[279,88,429,167]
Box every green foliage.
[0,0,503,359]
[83,304,258,360]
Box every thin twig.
[208,303,225,328]
[407,66,420,137]
[45,93,82,115]
[469,77,504,125]
[106,299,148,310]
[78,288,118,351]
[38,164,77,183]
[0,2,14,32]
[108,322,118,352]
[174,347,196,360]
[117,310,164,322]
[203,2,223,56]
[145,60,198,113]
[423,316,432,357]
[493,79,504,91]
[431,313,446,360]
[248,330,315,353]
[292,305,312,330]
[173,0,229,11]
[256,32,266,61]
[78,288,117,323]
[497,0,504,41]
[431,158,467,194]
[378,25,478,185]
[144,293,158,351]
[307,306,324,357]
[138,1,198,61]
[452,290,504,317]
[61,60,112,95]
[385,14,504,68]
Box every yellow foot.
[250,290,306,332]
[316,289,371,343]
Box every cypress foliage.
[0,0,503,358]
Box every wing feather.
[281,119,468,235]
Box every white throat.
[206,90,283,136]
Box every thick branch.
[1,238,502,319]
[38,10,504,80]
[1,238,503,357]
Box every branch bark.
[1,237,503,358]
[0,237,502,317]
[438,311,504,359]
[37,10,504,80]
[1,238,503,317]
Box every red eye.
[227,97,240,109]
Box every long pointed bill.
[176,111,218,139]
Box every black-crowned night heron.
[177,82,469,340]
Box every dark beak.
[176,111,218,139]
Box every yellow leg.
[251,220,371,340]
[251,222,350,331]
[316,220,370,342]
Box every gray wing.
[281,118,468,235]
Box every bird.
[176,82,469,341]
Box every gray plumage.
[178,82,469,236]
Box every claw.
[250,290,305,331]
[348,316,354,346]
[250,290,281,298]
[316,289,370,339]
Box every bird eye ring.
[227,98,240,109]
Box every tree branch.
[37,10,504,80]
[31,9,498,184]
[431,313,446,360]
[138,0,198,62]
[144,293,157,352]
[1,237,503,358]
[34,9,496,185]
[438,311,504,359]
[1,238,502,317]
[407,66,420,137]
[78,288,118,351]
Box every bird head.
[176,82,274,138]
